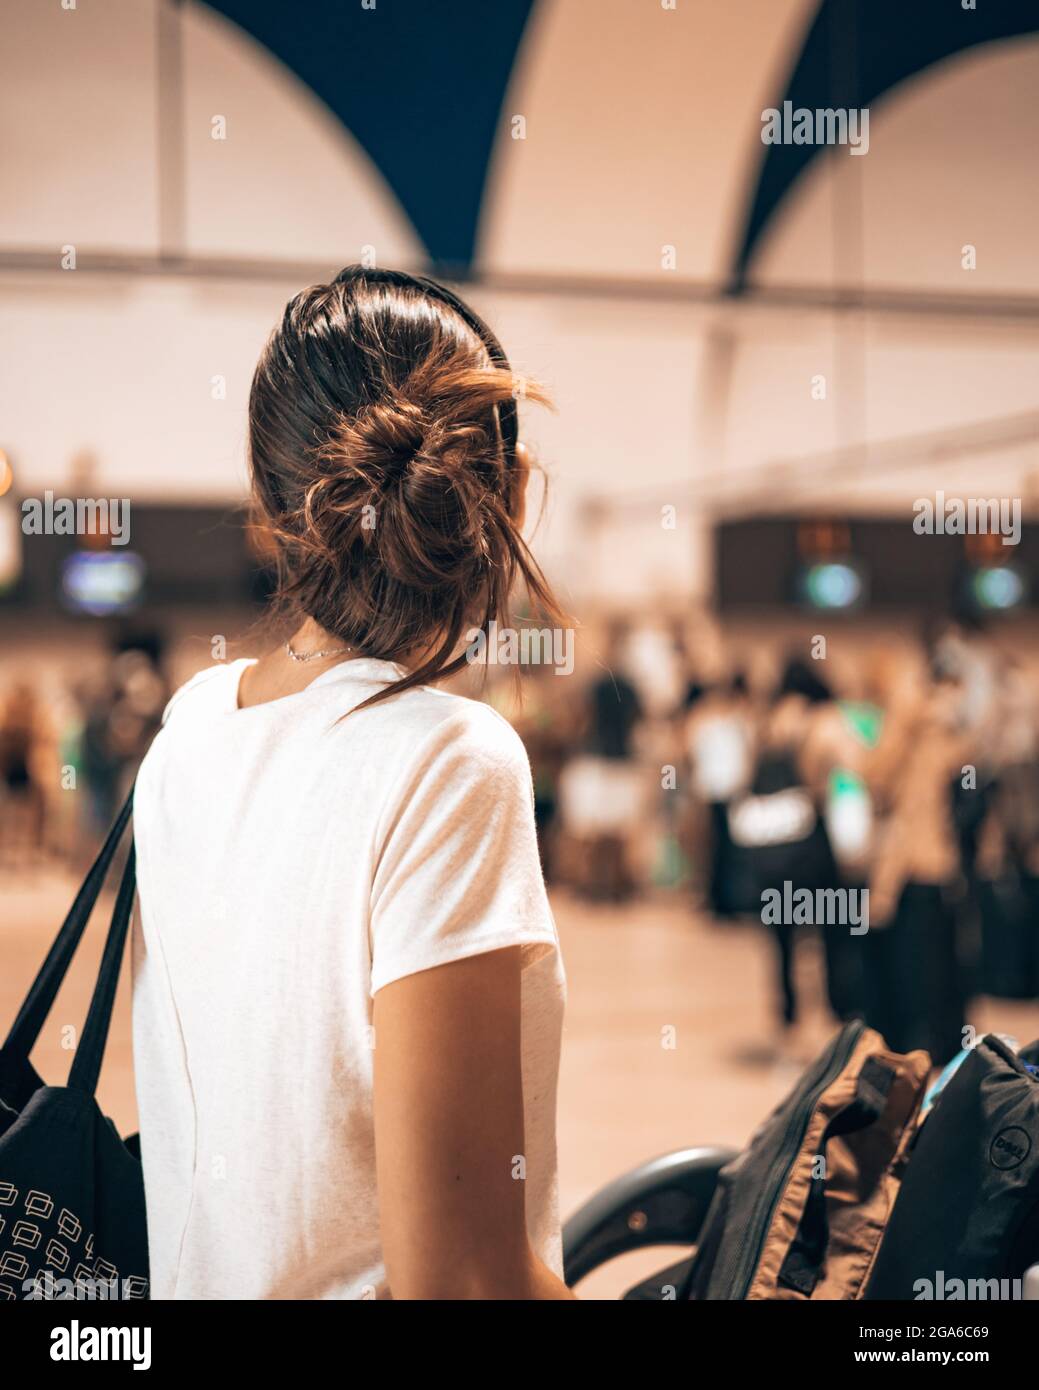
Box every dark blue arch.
[200,0,537,274]
[732,0,1039,288]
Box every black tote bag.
[0,789,148,1300]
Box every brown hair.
[248,266,567,711]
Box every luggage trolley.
[563,1145,1039,1299]
[563,1145,735,1297]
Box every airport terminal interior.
[2,0,1039,1305]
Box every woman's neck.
[288,616,355,663]
[236,618,360,709]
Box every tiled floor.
[5,868,1039,1299]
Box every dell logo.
[990,1127,1031,1171]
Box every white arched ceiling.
[708,40,1039,514]
[0,0,424,514]
[2,0,1035,597]
[473,0,1039,540]
[0,0,423,266]
[479,0,818,283]
[181,3,423,265]
[750,39,1039,295]
[0,0,160,251]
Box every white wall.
[2,0,1036,603]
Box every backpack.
[728,752,814,846]
[865,1033,1039,1299]
[727,751,835,897]
[681,1020,930,1300]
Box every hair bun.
[249,269,565,712]
[346,396,427,482]
[322,361,525,588]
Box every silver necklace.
[285,639,354,664]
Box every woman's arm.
[373,945,575,1300]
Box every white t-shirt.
[131,657,566,1300]
[689,712,753,803]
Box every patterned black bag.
[0,789,148,1300]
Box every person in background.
[578,623,645,900]
[799,654,887,1023]
[632,621,696,889]
[732,657,838,1054]
[49,679,89,865]
[80,645,168,842]
[967,653,1039,1002]
[866,665,970,1065]
[685,672,755,917]
[508,661,577,885]
[0,682,50,867]
[623,619,687,723]
[587,622,643,762]
[982,656,1039,880]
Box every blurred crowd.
[493,615,1039,1064]
[0,637,168,872]
[5,615,1037,1066]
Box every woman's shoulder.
[159,660,247,726]
[396,685,530,766]
[373,689,539,843]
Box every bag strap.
[777,1058,895,1296]
[2,787,134,1062]
[68,841,137,1096]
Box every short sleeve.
[159,664,234,726]
[368,706,558,996]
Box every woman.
[733,658,838,1049]
[131,267,574,1300]
[865,666,970,1065]
[684,672,754,917]
[0,681,51,865]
